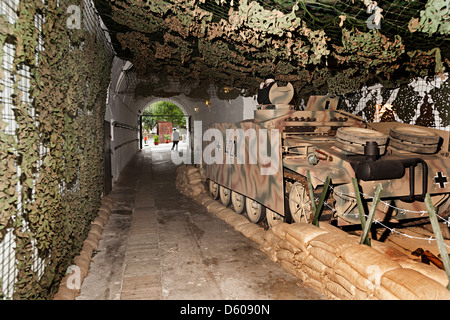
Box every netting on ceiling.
[200,0,448,53]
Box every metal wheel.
[266,209,284,228]
[389,126,440,145]
[209,180,219,200]
[219,185,232,206]
[289,181,313,223]
[231,191,246,214]
[336,127,387,155]
[245,198,266,223]
[336,127,388,145]
[389,137,438,154]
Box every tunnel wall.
[106,57,141,184]
[106,84,258,184]
[0,0,113,299]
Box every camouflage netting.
[0,0,111,299]
[95,0,449,101]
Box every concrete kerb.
[53,196,114,300]
[176,164,450,300]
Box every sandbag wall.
[176,165,450,300]
[53,196,114,300]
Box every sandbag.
[309,232,359,256]
[334,259,373,293]
[235,222,262,238]
[301,264,323,283]
[194,193,212,205]
[302,254,328,276]
[303,273,324,293]
[278,239,301,254]
[340,245,401,286]
[202,198,216,209]
[294,250,308,264]
[249,229,266,245]
[263,229,281,246]
[318,221,349,236]
[89,224,103,238]
[381,268,450,300]
[285,233,306,253]
[188,172,202,183]
[325,281,354,300]
[206,201,225,214]
[186,166,198,175]
[309,246,340,269]
[286,223,328,252]
[187,183,204,197]
[370,240,409,261]
[265,245,278,262]
[329,272,357,296]
[226,214,250,228]
[270,222,289,240]
[215,208,236,221]
[399,259,450,287]
[277,249,296,265]
[279,260,298,277]
[53,286,76,300]
[373,285,400,300]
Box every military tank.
[203,88,450,229]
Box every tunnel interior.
[0,0,449,299]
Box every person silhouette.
[171,128,180,151]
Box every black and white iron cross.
[434,172,448,188]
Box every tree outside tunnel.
[142,101,186,133]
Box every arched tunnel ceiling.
[94,0,449,100]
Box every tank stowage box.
[202,95,450,227]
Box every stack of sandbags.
[175,165,206,198]
[53,196,114,300]
[273,222,450,300]
[378,267,450,300]
[174,164,450,300]
[398,259,450,287]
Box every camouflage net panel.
[341,74,450,130]
[0,0,111,299]
[94,0,449,99]
[430,76,450,127]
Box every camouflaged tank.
[203,94,450,228]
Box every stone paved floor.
[77,143,324,300]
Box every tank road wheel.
[336,127,387,155]
[209,180,219,200]
[336,127,388,145]
[231,191,246,214]
[219,186,232,206]
[389,126,440,145]
[266,209,284,228]
[245,198,266,223]
[389,126,440,154]
[289,182,313,223]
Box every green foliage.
[414,0,450,35]
[0,0,112,299]
[142,101,186,132]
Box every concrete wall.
[106,63,259,185]
[106,57,141,184]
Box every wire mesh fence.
[0,0,114,300]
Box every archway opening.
[140,100,190,149]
